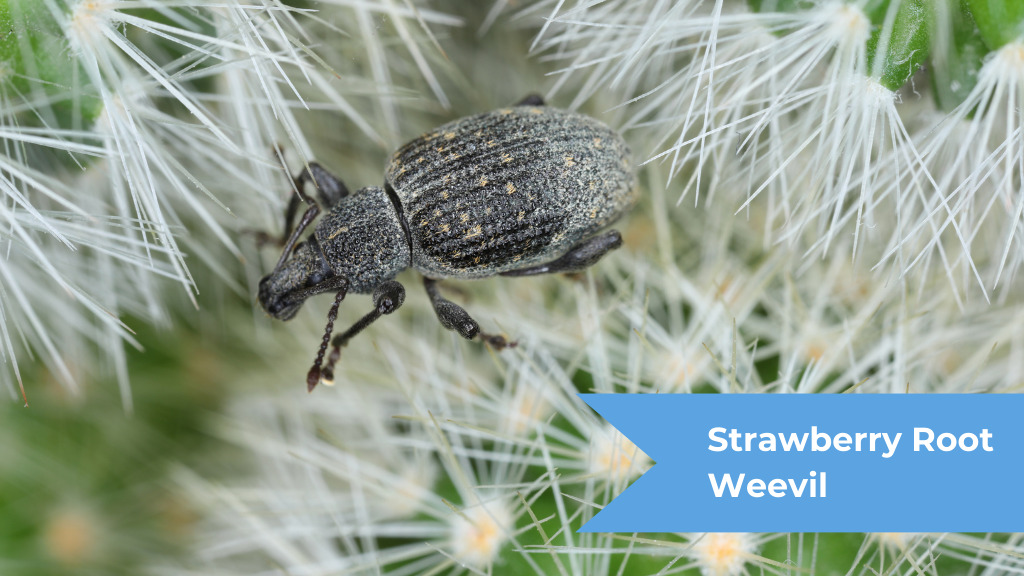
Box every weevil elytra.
[258,95,636,391]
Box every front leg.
[423,277,514,350]
[282,162,351,241]
[251,162,351,253]
[293,162,350,208]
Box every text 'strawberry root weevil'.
[257,95,637,391]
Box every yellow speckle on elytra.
[479,176,488,187]
[474,256,481,264]
[564,156,576,167]
[434,209,442,217]
[465,225,482,239]
[444,132,456,140]
[327,226,349,240]
[501,152,513,163]
[529,107,542,114]
[593,137,603,149]
[448,153,461,160]
[486,140,496,147]
[435,146,445,153]
[460,213,469,223]
[506,182,517,195]
[499,109,512,115]
[589,181,596,190]
[589,208,598,219]
[417,157,425,163]
[517,211,525,222]
[440,223,450,233]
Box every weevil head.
[258,186,411,320]
[258,238,336,320]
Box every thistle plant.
[4,0,1024,574]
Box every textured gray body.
[313,186,410,294]
[385,106,636,279]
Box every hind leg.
[514,94,545,106]
[500,230,622,277]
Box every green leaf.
[0,0,101,129]
[867,0,933,91]
[930,0,989,110]
[747,0,815,13]
[965,0,1024,49]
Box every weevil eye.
[305,255,334,288]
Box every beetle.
[258,95,636,391]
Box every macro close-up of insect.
[258,95,637,391]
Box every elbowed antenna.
[307,288,348,392]
[320,281,407,387]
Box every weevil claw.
[480,332,516,351]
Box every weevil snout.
[258,274,302,320]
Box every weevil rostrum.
[258,96,637,391]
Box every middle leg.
[423,277,514,350]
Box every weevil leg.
[294,162,350,208]
[500,230,623,277]
[262,163,351,269]
[514,94,545,107]
[268,156,353,243]
[273,203,320,275]
[280,162,351,241]
[317,281,407,386]
[423,277,514,350]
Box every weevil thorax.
[314,186,411,294]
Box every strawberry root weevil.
[258,95,636,391]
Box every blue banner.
[579,394,1024,532]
